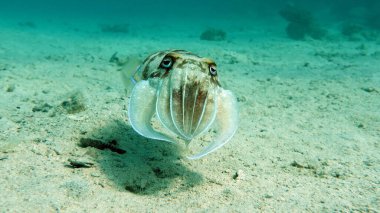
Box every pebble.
[237,95,247,102]
[264,194,273,199]
[0,155,8,160]
[233,169,246,180]
[68,157,95,168]
[361,87,378,93]
[91,172,100,177]
[4,84,15,92]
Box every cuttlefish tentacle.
[191,85,217,139]
[187,88,238,159]
[128,80,175,143]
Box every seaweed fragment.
[79,138,126,154]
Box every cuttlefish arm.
[128,80,175,143]
[187,88,238,160]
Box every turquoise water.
[1,0,380,41]
[1,0,379,27]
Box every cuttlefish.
[127,50,238,159]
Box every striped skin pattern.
[128,50,238,159]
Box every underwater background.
[2,1,380,29]
[0,0,379,212]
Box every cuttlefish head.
[128,50,238,159]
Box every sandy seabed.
[0,18,379,212]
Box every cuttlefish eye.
[160,56,174,69]
[209,65,217,76]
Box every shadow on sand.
[80,119,203,195]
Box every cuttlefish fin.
[128,80,175,143]
[187,89,238,160]
[121,54,143,95]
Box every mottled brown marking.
[150,72,160,78]
[141,51,162,66]
[139,50,222,88]
[175,59,187,69]
[161,70,170,78]
[192,88,208,133]
[142,51,167,80]
[211,76,221,87]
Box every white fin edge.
[128,80,175,143]
[187,89,238,160]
